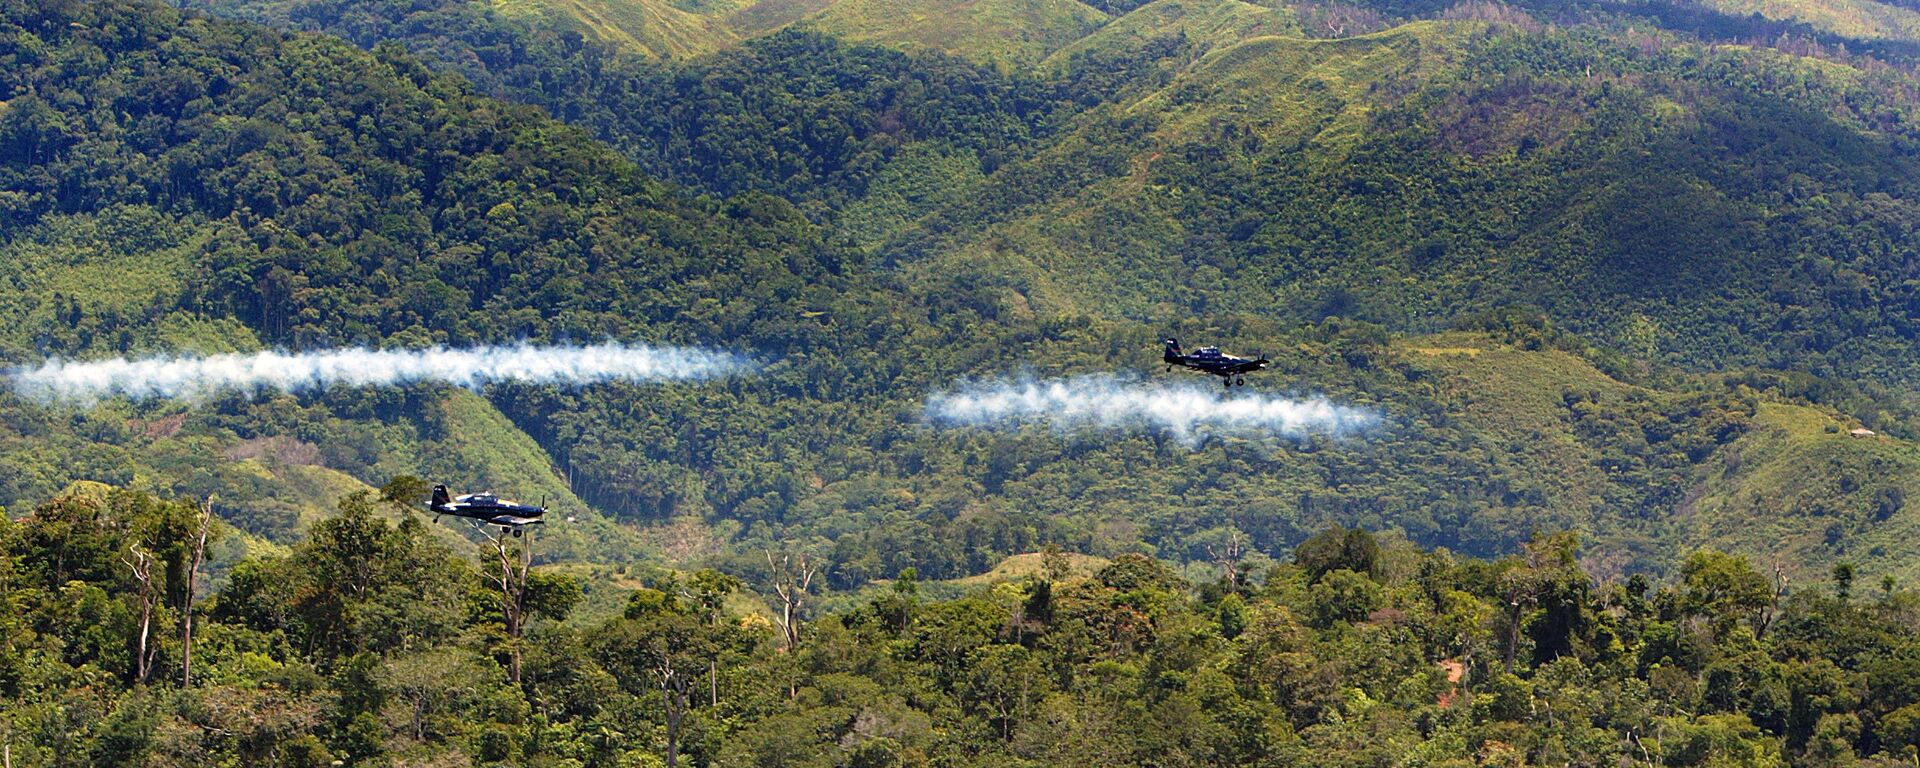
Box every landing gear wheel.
[512,528,524,538]
[1235,376,1246,386]
[1222,378,1233,389]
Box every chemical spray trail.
[7,343,747,403]
[926,374,1377,447]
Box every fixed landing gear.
[1222,376,1247,388]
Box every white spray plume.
[926,374,1377,446]
[7,343,747,403]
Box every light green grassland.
[1686,403,1920,584]
[490,0,740,57]
[794,0,1112,67]
[1706,0,1920,43]
[1043,0,1300,71]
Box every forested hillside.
[186,0,1920,387]
[9,490,1920,766]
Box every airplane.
[1163,338,1270,387]
[430,484,545,536]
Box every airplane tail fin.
[431,484,450,507]
[1163,337,1182,363]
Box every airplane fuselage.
[1163,339,1269,386]
[430,485,545,532]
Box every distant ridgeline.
[10,0,1920,596]
[5,490,1920,766]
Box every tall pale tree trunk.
[181,503,212,688]
[765,551,816,654]
[122,544,157,685]
[484,527,532,684]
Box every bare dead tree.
[181,502,212,688]
[651,637,695,768]
[479,525,533,684]
[122,543,158,685]
[765,550,817,654]
[1498,559,1548,673]
[1758,558,1792,639]
[1206,529,1249,588]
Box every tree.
[181,501,214,688]
[1675,550,1772,639]
[1216,592,1248,640]
[1041,545,1071,583]
[121,542,159,685]
[380,475,430,507]
[967,644,1049,741]
[479,524,534,684]
[1206,528,1250,590]
[1293,528,1379,583]
[680,568,742,706]
[1307,569,1383,627]
[765,550,818,654]
[596,596,725,768]
[224,493,469,662]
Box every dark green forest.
[9,487,1920,766]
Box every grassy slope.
[0,209,275,359]
[896,21,1468,320]
[792,0,1112,67]
[949,550,1110,587]
[1395,332,1626,521]
[489,0,741,58]
[1131,22,1463,151]
[1703,0,1920,42]
[481,0,1113,66]
[1685,403,1920,584]
[1,387,649,566]
[724,0,836,35]
[1041,0,1300,70]
[1396,335,1919,583]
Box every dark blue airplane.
[1163,338,1270,387]
[431,484,545,536]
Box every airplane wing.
[486,514,545,527]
